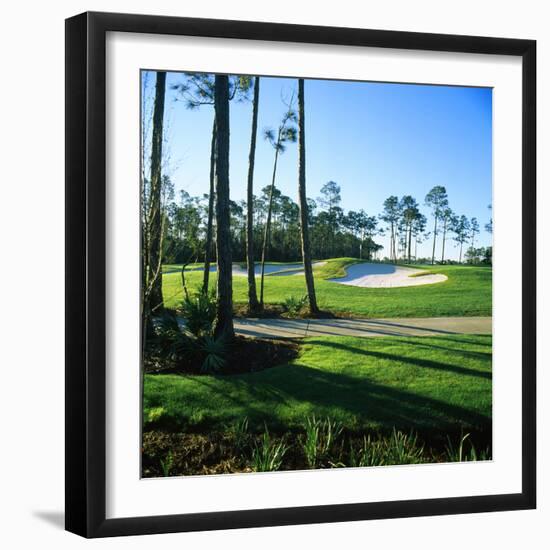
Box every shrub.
[147,406,166,424]
[282,295,308,318]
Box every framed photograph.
[65,11,536,538]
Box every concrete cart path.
[234,316,492,339]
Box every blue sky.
[143,71,493,260]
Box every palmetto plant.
[282,295,308,318]
[152,310,228,374]
[180,290,216,337]
[151,310,185,357]
[197,335,228,373]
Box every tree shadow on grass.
[178,357,491,433]
[372,337,493,362]
[306,338,492,381]
[360,319,458,335]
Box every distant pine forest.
[158,178,491,266]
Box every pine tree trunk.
[297,78,319,314]
[390,223,395,262]
[203,119,216,293]
[245,78,260,313]
[213,75,234,340]
[147,71,166,315]
[431,216,438,265]
[259,142,280,306]
[407,224,412,262]
[441,218,447,263]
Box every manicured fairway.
[161,259,492,318]
[143,334,492,433]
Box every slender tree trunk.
[212,75,234,340]
[245,78,260,313]
[147,71,166,315]
[297,78,319,314]
[459,241,463,263]
[259,136,281,306]
[390,223,395,262]
[441,218,447,263]
[203,119,217,293]
[431,216,438,265]
[407,223,412,262]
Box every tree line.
[161,180,383,266]
[141,71,492,340]
[159,180,491,270]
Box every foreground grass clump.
[142,418,491,477]
[303,416,343,469]
[161,259,492,317]
[143,334,492,434]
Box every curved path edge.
[234,316,492,339]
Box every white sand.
[329,262,447,288]
[180,263,323,277]
[268,261,327,277]
[231,263,303,276]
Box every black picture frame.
[65,11,536,538]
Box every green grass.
[161,258,492,318]
[143,334,492,434]
[162,263,205,273]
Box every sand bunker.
[177,263,323,277]
[232,263,303,276]
[329,262,447,288]
[267,261,327,277]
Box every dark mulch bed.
[141,427,492,478]
[227,336,299,374]
[141,430,325,477]
[144,336,300,376]
[233,303,285,318]
[233,303,336,320]
[142,431,252,477]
